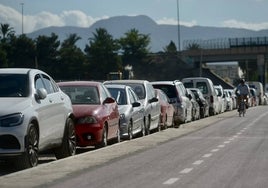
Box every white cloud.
[223,19,268,31]
[0,5,104,34]
[156,17,197,27]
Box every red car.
[58,81,120,148]
[155,89,175,129]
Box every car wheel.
[14,123,39,169]
[139,119,146,137]
[54,117,76,159]
[116,126,121,143]
[145,116,150,135]
[96,125,108,148]
[128,121,133,140]
[164,114,168,130]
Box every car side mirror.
[132,101,141,107]
[149,97,158,103]
[36,88,47,100]
[103,97,115,104]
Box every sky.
[1,0,268,35]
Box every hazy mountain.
[27,15,268,52]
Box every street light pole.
[20,3,24,34]
[176,0,181,51]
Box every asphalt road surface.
[1,106,268,188]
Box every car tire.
[145,116,150,135]
[128,121,133,140]
[96,125,108,148]
[139,120,146,137]
[14,123,39,169]
[54,117,76,159]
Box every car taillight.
[210,95,214,103]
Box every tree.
[0,23,15,41]
[163,41,177,54]
[58,33,86,80]
[119,28,150,67]
[84,28,121,80]
[10,35,36,68]
[35,33,60,76]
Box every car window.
[129,88,139,102]
[0,74,28,97]
[100,84,110,100]
[178,83,186,96]
[183,82,194,88]
[196,82,208,94]
[127,84,146,100]
[153,84,177,98]
[35,74,45,90]
[108,88,127,105]
[41,74,55,94]
[60,85,100,104]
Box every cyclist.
[235,78,250,110]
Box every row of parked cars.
[0,68,260,170]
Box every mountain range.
[27,15,268,52]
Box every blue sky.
[1,0,268,34]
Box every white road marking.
[224,141,231,144]
[218,144,225,148]
[163,178,179,185]
[203,153,212,158]
[211,149,219,152]
[193,160,203,165]
[180,168,193,174]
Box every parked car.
[214,85,226,113]
[104,80,161,135]
[189,88,209,118]
[151,80,193,126]
[186,89,200,121]
[105,84,145,140]
[0,68,76,169]
[182,77,220,116]
[225,89,237,109]
[58,81,120,148]
[223,89,233,111]
[246,81,264,105]
[155,88,175,129]
[249,87,258,107]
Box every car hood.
[0,98,32,115]
[118,105,131,114]
[72,104,102,117]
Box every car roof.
[151,81,180,85]
[0,68,41,74]
[57,81,102,87]
[104,80,149,85]
[105,84,128,89]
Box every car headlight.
[120,114,125,119]
[77,116,98,124]
[0,113,24,127]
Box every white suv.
[0,68,76,169]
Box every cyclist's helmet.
[240,78,245,84]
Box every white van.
[246,81,264,105]
[182,77,220,116]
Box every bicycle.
[238,96,246,117]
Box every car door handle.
[49,99,53,103]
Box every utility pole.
[176,0,181,52]
[20,3,24,34]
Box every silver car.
[104,80,161,135]
[0,68,76,169]
[105,84,145,139]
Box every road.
[1,106,268,188]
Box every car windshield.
[0,74,29,97]
[124,83,146,100]
[107,88,127,105]
[60,85,100,105]
[153,85,177,98]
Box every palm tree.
[0,23,15,40]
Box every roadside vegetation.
[0,23,194,81]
